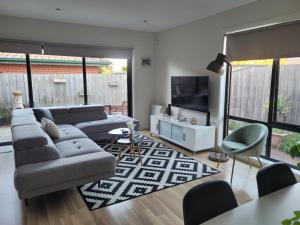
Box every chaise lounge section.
[12,105,139,200]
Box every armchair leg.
[248,157,252,168]
[257,157,263,168]
[217,153,222,168]
[230,155,236,185]
[25,199,29,206]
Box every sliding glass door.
[225,58,300,167]
[86,57,128,115]
[29,54,84,107]
[0,52,29,144]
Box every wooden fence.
[230,64,300,125]
[0,73,127,108]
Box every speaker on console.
[167,104,172,116]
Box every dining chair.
[256,163,297,197]
[218,123,268,184]
[183,180,238,225]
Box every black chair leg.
[97,181,101,188]
[25,199,29,206]
[230,155,236,185]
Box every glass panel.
[229,59,273,121]
[271,128,300,167]
[228,119,249,134]
[276,58,300,125]
[0,52,29,143]
[86,58,128,115]
[30,54,84,107]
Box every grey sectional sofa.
[12,105,139,200]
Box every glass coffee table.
[108,128,143,165]
[108,128,130,152]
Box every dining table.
[202,183,300,225]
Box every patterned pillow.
[41,117,60,138]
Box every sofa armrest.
[14,151,116,192]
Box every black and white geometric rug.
[78,134,219,210]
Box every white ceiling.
[0,0,258,32]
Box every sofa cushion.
[55,138,103,158]
[12,108,34,117]
[33,108,54,122]
[52,124,87,143]
[11,114,37,128]
[14,151,116,193]
[75,115,139,135]
[41,118,60,138]
[50,105,107,125]
[12,124,48,151]
[75,118,125,134]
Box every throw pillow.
[33,108,54,122]
[41,117,60,138]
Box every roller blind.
[43,43,133,59]
[0,39,42,54]
[226,21,300,61]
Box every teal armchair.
[219,123,268,184]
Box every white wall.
[0,15,155,129]
[154,0,300,146]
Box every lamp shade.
[207,53,227,74]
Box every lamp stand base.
[208,152,229,162]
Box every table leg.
[117,144,125,165]
[109,137,116,152]
[137,144,142,165]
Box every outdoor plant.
[279,133,300,154]
[0,106,12,126]
[264,95,291,122]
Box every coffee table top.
[108,128,130,136]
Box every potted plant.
[0,106,11,126]
[281,143,300,225]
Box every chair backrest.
[227,123,268,146]
[256,163,297,197]
[183,180,238,225]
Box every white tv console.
[150,115,215,153]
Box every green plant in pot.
[0,106,11,126]
[281,143,300,225]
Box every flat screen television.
[171,76,209,112]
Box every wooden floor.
[0,131,260,225]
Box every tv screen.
[171,76,209,112]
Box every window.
[276,58,300,125]
[229,60,273,122]
[271,128,300,167]
[86,57,128,115]
[0,52,29,143]
[30,54,84,107]
[225,58,300,167]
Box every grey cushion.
[69,105,105,113]
[33,108,54,122]
[75,115,139,135]
[14,151,116,192]
[12,108,34,117]
[52,124,87,143]
[55,138,103,158]
[11,114,37,128]
[50,105,107,125]
[12,124,48,151]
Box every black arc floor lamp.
[206,53,232,162]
